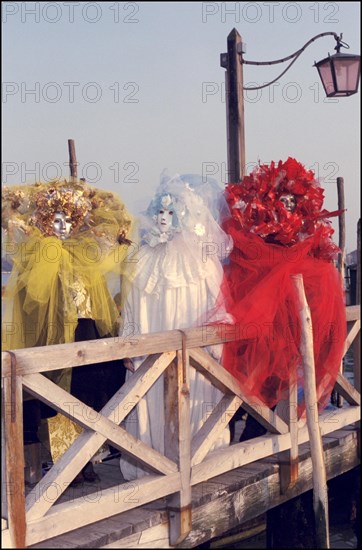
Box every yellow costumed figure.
[2,179,133,483]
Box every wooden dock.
[1,305,360,549]
[24,423,359,549]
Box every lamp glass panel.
[318,62,335,95]
[333,57,360,91]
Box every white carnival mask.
[157,208,174,233]
[279,193,296,212]
[52,211,72,240]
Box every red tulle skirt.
[220,222,346,415]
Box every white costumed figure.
[119,173,234,481]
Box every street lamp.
[314,35,361,98]
[221,29,361,182]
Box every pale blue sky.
[2,1,360,251]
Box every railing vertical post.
[3,355,26,549]
[164,339,192,545]
[337,177,346,283]
[353,219,361,393]
[292,274,330,549]
[336,176,346,407]
[353,219,360,450]
[276,380,299,493]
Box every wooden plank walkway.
[25,423,359,549]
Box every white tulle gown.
[119,229,231,480]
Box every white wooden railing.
[1,305,360,549]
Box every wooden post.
[269,380,299,547]
[292,274,330,549]
[336,177,346,407]
[164,342,192,545]
[356,219,361,307]
[353,219,360,450]
[353,219,361,394]
[276,379,299,493]
[68,139,78,181]
[3,357,26,549]
[337,177,346,280]
[220,28,245,182]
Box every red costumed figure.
[222,158,346,436]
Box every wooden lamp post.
[220,28,360,549]
[220,30,360,183]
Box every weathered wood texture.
[336,176,346,410]
[224,28,246,181]
[337,177,346,281]
[1,307,360,549]
[164,350,192,545]
[345,305,359,322]
[1,325,243,378]
[16,428,358,549]
[189,348,289,436]
[6,406,358,548]
[276,380,299,493]
[293,274,329,548]
[3,372,26,549]
[353,220,361,401]
[68,139,77,180]
[1,310,359,377]
[24,353,178,524]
